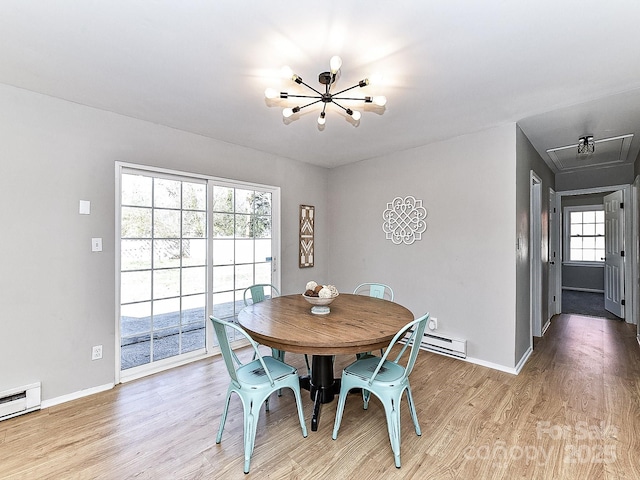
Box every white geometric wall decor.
[382,196,427,245]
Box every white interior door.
[604,190,625,318]
[531,172,543,337]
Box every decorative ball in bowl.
[302,282,339,315]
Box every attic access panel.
[546,134,633,172]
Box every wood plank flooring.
[1,314,639,479]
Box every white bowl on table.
[302,293,338,315]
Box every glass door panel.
[210,185,274,347]
[120,172,207,372]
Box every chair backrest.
[243,284,281,306]
[353,283,394,301]
[210,316,275,388]
[366,313,429,386]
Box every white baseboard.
[40,382,114,409]
[462,355,519,375]
[424,346,531,375]
[514,346,533,374]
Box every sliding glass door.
[117,164,279,380]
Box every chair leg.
[405,385,421,436]
[304,354,311,375]
[271,348,285,396]
[332,386,349,440]
[362,389,371,410]
[243,398,262,474]
[216,390,233,444]
[382,397,402,468]
[291,386,308,438]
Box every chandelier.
[577,135,595,155]
[264,56,386,126]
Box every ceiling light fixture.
[577,135,595,155]
[265,56,386,126]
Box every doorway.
[551,184,637,326]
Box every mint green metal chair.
[210,316,308,474]
[353,282,394,301]
[332,313,429,468]
[243,283,280,306]
[353,282,395,359]
[244,284,311,375]
[244,284,284,361]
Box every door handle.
[550,261,555,265]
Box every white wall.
[0,84,329,401]
[327,124,518,368]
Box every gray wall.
[563,266,604,291]
[327,124,519,368]
[0,85,549,401]
[515,126,555,362]
[0,84,329,401]
[556,164,634,191]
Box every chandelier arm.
[330,99,349,113]
[286,94,324,99]
[296,98,323,111]
[332,96,367,102]
[331,83,365,97]
[296,79,324,96]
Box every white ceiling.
[2,1,640,169]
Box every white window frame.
[562,204,605,266]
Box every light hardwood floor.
[1,314,639,479]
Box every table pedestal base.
[299,355,341,431]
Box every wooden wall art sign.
[299,205,315,268]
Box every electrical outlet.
[91,345,103,360]
[428,317,438,331]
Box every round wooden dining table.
[237,293,414,431]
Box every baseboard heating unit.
[421,333,467,359]
[0,382,41,421]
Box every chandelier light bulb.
[329,56,342,74]
[351,110,361,121]
[367,73,384,86]
[372,95,387,106]
[283,107,294,118]
[317,114,326,126]
[264,88,278,99]
[281,65,294,80]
